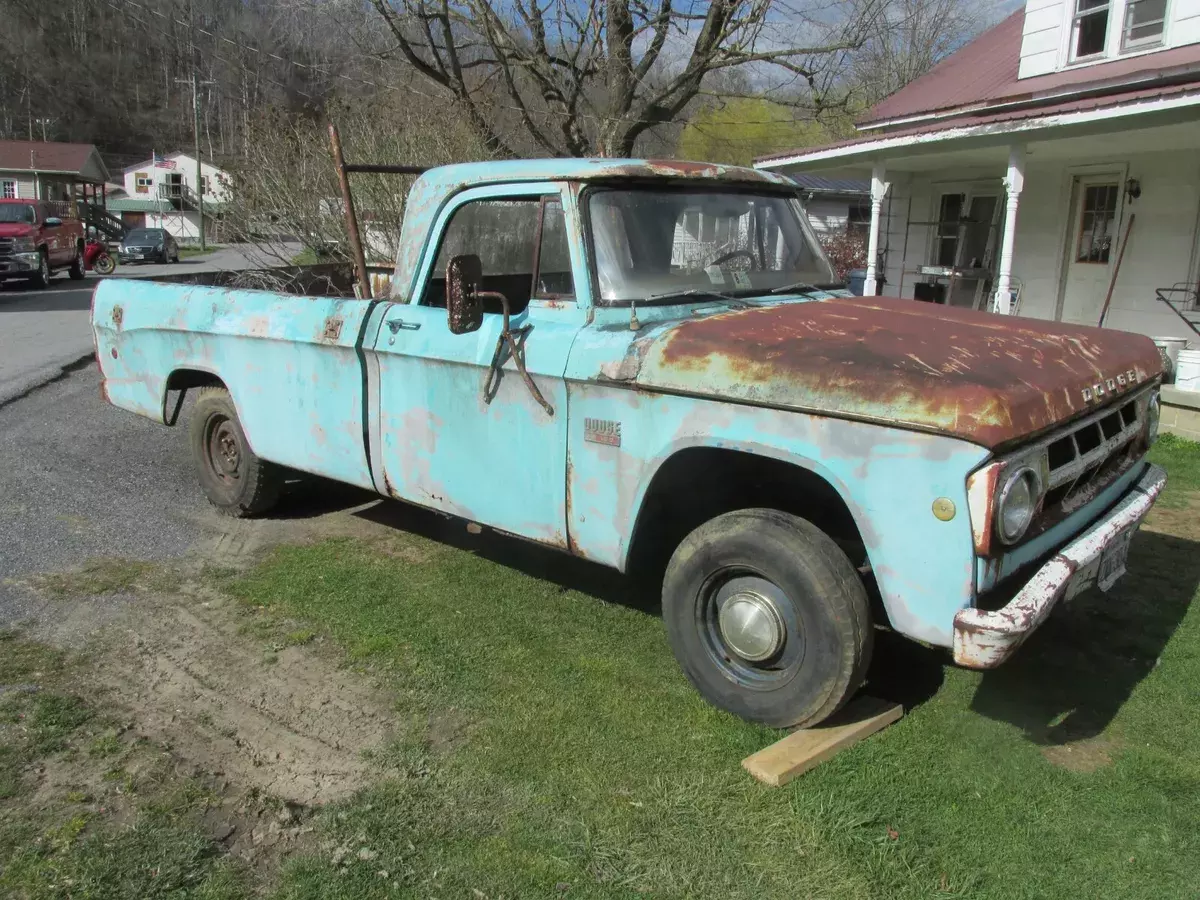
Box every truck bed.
[92,263,382,490]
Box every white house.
[792,174,871,242]
[756,0,1200,346]
[108,151,229,241]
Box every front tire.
[190,387,282,517]
[31,250,50,289]
[662,509,872,728]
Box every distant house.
[0,139,110,205]
[756,0,1200,342]
[108,151,228,240]
[792,174,870,242]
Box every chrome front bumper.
[953,462,1167,669]
[0,252,40,274]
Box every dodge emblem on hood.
[1082,369,1140,403]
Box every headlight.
[1146,391,1161,445]
[12,237,36,252]
[996,466,1039,545]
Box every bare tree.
[849,0,994,106]
[367,0,885,158]
[222,91,486,265]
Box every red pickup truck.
[0,199,86,288]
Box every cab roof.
[414,157,794,190]
[393,158,797,302]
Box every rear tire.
[68,242,85,280]
[190,387,282,517]
[662,508,872,728]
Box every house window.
[934,193,964,268]
[1076,183,1120,263]
[200,175,211,195]
[846,202,870,240]
[1122,0,1167,49]
[135,173,152,194]
[2,180,15,199]
[1071,0,1110,60]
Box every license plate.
[1097,527,1134,592]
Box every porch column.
[864,162,889,295]
[993,145,1026,315]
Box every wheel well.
[162,369,226,426]
[166,368,225,392]
[626,448,868,577]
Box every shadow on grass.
[970,528,1200,745]
[354,497,663,616]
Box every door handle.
[386,318,421,333]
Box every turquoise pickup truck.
[92,158,1166,728]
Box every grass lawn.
[3,438,1199,898]
[228,437,1199,899]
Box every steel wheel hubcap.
[719,590,785,661]
[207,417,241,484]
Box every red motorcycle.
[84,239,116,275]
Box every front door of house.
[1059,176,1123,326]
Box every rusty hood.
[631,296,1163,449]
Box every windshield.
[587,187,837,304]
[0,204,36,225]
[125,229,163,244]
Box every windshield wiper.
[644,288,752,307]
[769,281,821,295]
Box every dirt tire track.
[92,593,395,806]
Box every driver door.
[366,183,584,547]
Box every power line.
[105,0,835,133]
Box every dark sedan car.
[119,228,180,264]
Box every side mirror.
[446,253,484,335]
[44,217,62,227]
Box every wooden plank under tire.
[742,696,903,787]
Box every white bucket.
[1175,349,1200,392]
[1153,337,1189,383]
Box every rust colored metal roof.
[756,81,1200,165]
[757,10,1200,166]
[0,140,99,175]
[634,296,1162,449]
[862,9,1025,126]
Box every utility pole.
[178,2,214,251]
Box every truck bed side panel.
[92,279,375,490]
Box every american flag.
[152,152,176,170]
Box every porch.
[759,112,1200,342]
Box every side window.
[424,195,572,312]
[535,198,574,298]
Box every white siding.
[146,210,205,241]
[1019,0,1066,79]
[804,198,851,238]
[0,175,37,198]
[1173,0,1200,46]
[122,153,230,202]
[870,147,1200,341]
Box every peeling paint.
[953,463,1165,668]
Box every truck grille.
[1038,392,1145,523]
[0,237,13,257]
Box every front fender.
[564,381,990,647]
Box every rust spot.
[654,297,1163,449]
[111,305,123,329]
[110,347,118,359]
[565,456,579,556]
[320,316,343,342]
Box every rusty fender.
[952,462,1166,669]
